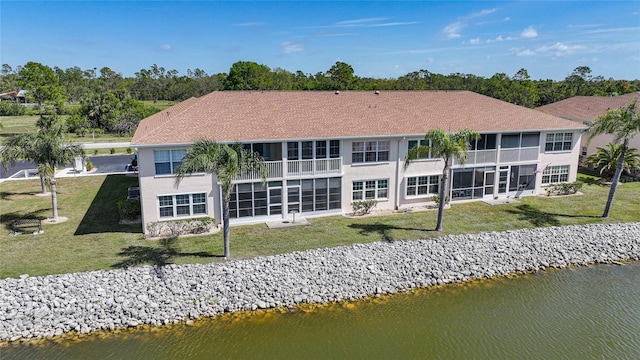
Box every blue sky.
[2,1,639,80]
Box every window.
[352,141,390,163]
[154,149,187,175]
[473,134,497,150]
[408,139,432,159]
[542,165,570,184]
[330,140,340,158]
[406,175,439,197]
[501,132,540,149]
[352,179,388,201]
[545,132,573,152]
[158,193,207,218]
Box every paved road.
[1,155,133,180]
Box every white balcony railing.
[236,157,342,181]
[235,160,283,181]
[287,158,341,177]
[455,149,497,165]
[499,146,539,163]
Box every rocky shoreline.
[2,223,639,343]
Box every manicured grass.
[1,173,639,279]
[0,115,39,138]
[0,115,132,143]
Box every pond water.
[4,262,640,359]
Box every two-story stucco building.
[130,91,585,235]
[537,92,640,164]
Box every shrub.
[109,148,116,154]
[85,161,94,171]
[146,217,216,238]
[351,199,378,215]
[546,181,583,196]
[92,149,99,156]
[432,194,450,205]
[126,147,133,154]
[0,102,27,116]
[117,199,141,220]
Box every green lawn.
[0,115,133,144]
[1,173,638,279]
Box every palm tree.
[1,125,83,220]
[404,128,480,231]
[586,143,640,180]
[175,139,267,258]
[587,98,640,218]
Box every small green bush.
[109,148,116,154]
[432,194,450,205]
[92,149,99,156]
[546,181,583,196]
[117,199,141,220]
[0,102,27,116]
[85,161,94,171]
[126,147,133,154]
[351,199,378,215]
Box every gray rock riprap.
[2,223,639,342]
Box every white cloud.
[536,42,586,56]
[511,47,535,56]
[281,41,303,54]
[443,8,498,39]
[468,38,481,45]
[521,26,538,38]
[159,44,172,51]
[427,57,434,63]
[443,21,464,38]
[467,8,497,19]
[336,18,388,26]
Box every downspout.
[394,137,405,211]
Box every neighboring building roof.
[132,91,585,146]
[537,92,640,121]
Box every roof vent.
[374,91,380,95]
[335,91,340,95]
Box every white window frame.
[154,149,187,175]
[352,141,390,163]
[352,179,389,201]
[541,165,570,184]
[158,193,207,218]
[405,175,440,198]
[407,139,433,160]
[545,133,573,152]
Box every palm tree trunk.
[603,141,627,218]
[435,166,449,231]
[50,178,58,220]
[222,199,231,258]
[39,174,47,194]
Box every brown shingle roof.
[537,92,640,121]
[132,91,585,146]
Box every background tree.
[404,129,479,231]
[175,140,267,258]
[17,61,67,115]
[326,61,356,90]
[0,124,83,220]
[586,143,640,179]
[225,61,273,90]
[587,99,640,217]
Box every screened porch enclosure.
[228,178,342,219]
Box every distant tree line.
[1,61,638,136]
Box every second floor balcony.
[236,157,342,181]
